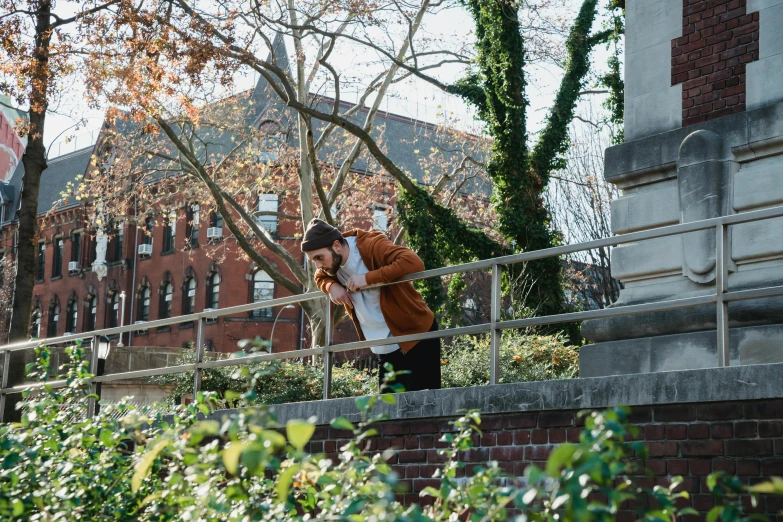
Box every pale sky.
[42,0,619,157]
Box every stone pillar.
[579,0,783,376]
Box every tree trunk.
[3,0,53,423]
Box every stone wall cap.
[205,362,783,426]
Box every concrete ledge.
[207,362,783,426]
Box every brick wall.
[306,399,783,519]
[672,0,760,127]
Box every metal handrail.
[2,203,783,420]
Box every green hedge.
[1,344,779,521]
[152,332,578,406]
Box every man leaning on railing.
[302,219,441,392]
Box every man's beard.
[326,247,342,276]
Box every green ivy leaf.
[132,439,170,492]
[222,441,249,475]
[276,464,300,503]
[330,417,355,432]
[546,443,577,477]
[286,420,315,451]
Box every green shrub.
[151,345,376,406]
[0,345,780,521]
[442,330,579,388]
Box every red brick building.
[0,71,484,365]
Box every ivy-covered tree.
[399,0,625,329]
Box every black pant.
[378,320,441,393]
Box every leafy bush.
[151,332,577,406]
[442,330,579,388]
[2,344,780,522]
[151,345,376,406]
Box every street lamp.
[94,336,112,415]
[117,291,126,347]
[269,305,295,353]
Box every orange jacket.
[313,229,435,353]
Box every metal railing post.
[716,223,730,367]
[192,318,205,397]
[322,297,332,400]
[0,350,10,423]
[490,264,502,385]
[87,336,100,417]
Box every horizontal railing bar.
[395,204,783,283]
[0,292,324,353]
[723,285,783,302]
[499,294,718,330]
[197,347,326,369]
[3,204,783,396]
[93,364,196,383]
[327,323,494,353]
[1,378,69,394]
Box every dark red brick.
[693,494,715,511]
[735,421,758,438]
[549,429,566,444]
[646,460,667,476]
[645,425,666,440]
[761,459,783,476]
[696,402,743,420]
[682,440,724,457]
[655,405,696,422]
[712,459,736,474]
[688,423,710,439]
[479,433,496,447]
[426,449,450,463]
[383,423,409,436]
[513,461,529,476]
[668,459,689,476]
[531,429,548,445]
[494,431,512,447]
[737,460,761,476]
[404,438,419,450]
[513,431,531,445]
[666,424,688,440]
[647,442,679,457]
[566,428,581,443]
[490,446,525,461]
[690,459,712,476]
[420,436,434,449]
[480,417,503,431]
[745,400,783,419]
[505,413,537,429]
[405,465,420,478]
[408,420,440,434]
[538,412,574,428]
[711,423,734,439]
[726,439,773,457]
[628,407,653,424]
[525,444,554,460]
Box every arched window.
[206,272,220,309]
[251,270,274,318]
[138,286,151,321]
[30,308,41,338]
[160,282,173,319]
[65,298,78,334]
[183,277,196,315]
[47,300,60,337]
[107,292,119,328]
[86,296,97,332]
[186,204,200,248]
[163,210,176,253]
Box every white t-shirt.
[336,237,400,355]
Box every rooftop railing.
[2,203,783,421]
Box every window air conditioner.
[138,244,153,256]
[68,261,80,272]
[207,227,223,239]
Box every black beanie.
[301,219,343,252]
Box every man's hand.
[328,284,354,309]
[344,274,368,293]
